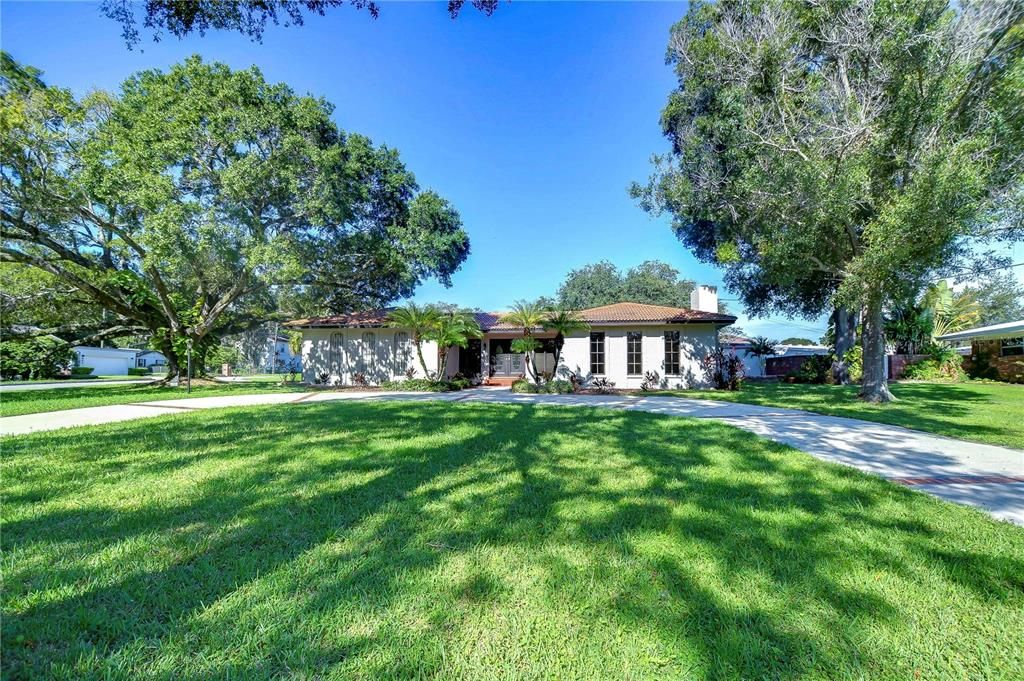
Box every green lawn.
[4,402,1022,679]
[653,381,1024,449]
[0,381,305,418]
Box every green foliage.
[381,378,462,392]
[70,366,95,377]
[964,271,1024,326]
[100,0,500,48]
[206,344,244,371]
[555,260,696,310]
[843,346,863,384]
[511,378,574,394]
[635,0,1024,401]
[510,378,536,393]
[426,309,482,378]
[0,337,73,380]
[790,356,834,385]
[127,367,149,376]
[780,337,814,346]
[2,54,468,379]
[510,337,541,355]
[701,348,744,390]
[903,346,967,382]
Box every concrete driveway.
[3,387,1022,525]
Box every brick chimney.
[690,285,719,313]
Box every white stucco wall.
[299,328,440,385]
[558,324,719,389]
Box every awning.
[936,320,1024,342]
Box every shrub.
[127,367,149,376]
[382,378,461,392]
[701,348,743,390]
[511,378,537,393]
[843,346,863,382]
[511,378,574,394]
[793,355,833,384]
[315,371,331,385]
[903,347,966,382]
[543,380,573,394]
[70,366,95,376]
[0,337,73,380]
[591,377,616,394]
[352,372,370,388]
[450,375,472,390]
[640,370,660,391]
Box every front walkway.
[3,388,1022,524]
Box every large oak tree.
[1,54,470,379]
[634,0,1024,401]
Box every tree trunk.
[437,346,449,380]
[859,295,894,403]
[413,336,430,378]
[831,305,859,385]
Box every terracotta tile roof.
[284,308,395,328]
[285,302,735,329]
[578,302,735,325]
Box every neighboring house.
[286,286,736,388]
[73,346,168,375]
[721,337,830,378]
[937,320,1024,383]
[721,335,763,377]
[229,327,302,373]
[135,349,169,374]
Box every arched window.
[394,332,410,374]
[330,333,344,375]
[361,332,376,374]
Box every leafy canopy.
[556,260,696,310]
[101,0,502,48]
[1,54,469,377]
[634,0,1024,400]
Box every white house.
[73,346,168,376]
[228,328,302,373]
[286,286,736,389]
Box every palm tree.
[501,300,548,383]
[542,309,590,377]
[428,309,482,379]
[746,336,777,376]
[387,303,440,378]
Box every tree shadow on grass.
[3,402,1023,679]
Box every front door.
[489,338,524,376]
[494,353,524,376]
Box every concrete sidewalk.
[3,387,1022,524]
[0,378,156,392]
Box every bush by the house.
[903,346,966,382]
[70,366,95,377]
[382,378,462,392]
[127,367,149,376]
[511,378,575,394]
[0,337,74,380]
[640,370,660,391]
[511,378,535,393]
[789,355,833,384]
[701,348,743,390]
[591,377,616,394]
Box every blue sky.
[3,0,836,340]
